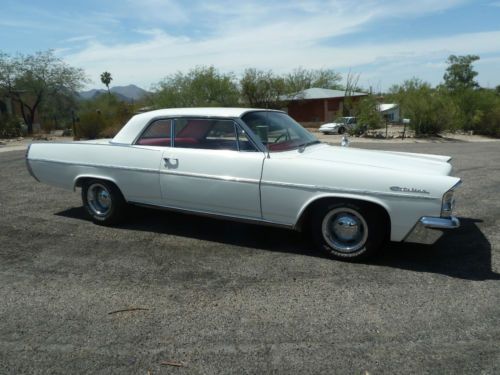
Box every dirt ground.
[1,141,499,374]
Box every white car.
[26,108,461,260]
[319,116,357,134]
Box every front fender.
[293,192,392,230]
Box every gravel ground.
[0,142,499,374]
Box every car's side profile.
[319,116,357,134]
[26,108,461,260]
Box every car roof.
[112,107,283,144]
[136,107,279,118]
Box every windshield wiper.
[298,140,321,152]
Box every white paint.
[26,108,461,242]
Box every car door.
[159,117,265,220]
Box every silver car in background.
[319,116,357,134]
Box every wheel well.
[296,197,391,238]
[75,177,120,192]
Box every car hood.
[297,144,453,176]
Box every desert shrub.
[354,95,383,132]
[388,79,452,135]
[99,124,123,138]
[78,94,133,139]
[75,112,107,139]
[0,115,23,138]
[471,90,500,137]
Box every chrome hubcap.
[87,183,112,216]
[321,208,368,253]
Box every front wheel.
[82,180,126,225]
[337,126,346,134]
[311,202,385,260]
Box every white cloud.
[58,0,498,90]
[63,35,96,43]
[123,0,190,24]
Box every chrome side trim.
[159,170,259,184]
[28,158,159,174]
[29,158,439,201]
[129,201,294,229]
[261,180,437,201]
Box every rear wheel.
[338,126,346,134]
[81,179,126,225]
[311,201,386,260]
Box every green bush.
[354,96,383,133]
[388,79,452,135]
[75,112,107,139]
[77,94,133,139]
[471,90,500,137]
[0,115,23,138]
[99,124,123,138]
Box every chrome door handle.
[163,157,179,168]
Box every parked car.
[319,116,357,134]
[26,108,461,260]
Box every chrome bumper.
[404,216,460,245]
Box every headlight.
[441,181,461,217]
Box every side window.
[236,127,257,152]
[174,118,246,151]
[136,119,172,147]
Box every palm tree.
[100,71,112,94]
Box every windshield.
[241,111,318,152]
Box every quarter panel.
[27,142,163,203]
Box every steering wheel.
[273,133,290,143]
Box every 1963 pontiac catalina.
[26,108,461,260]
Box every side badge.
[390,186,430,194]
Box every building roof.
[284,87,368,101]
[378,103,399,112]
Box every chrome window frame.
[134,117,174,147]
[134,115,264,153]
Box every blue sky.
[1,0,499,91]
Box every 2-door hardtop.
[26,108,461,260]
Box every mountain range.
[78,84,149,102]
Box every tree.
[100,71,112,94]
[240,68,286,108]
[152,66,239,108]
[389,78,459,135]
[353,95,382,133]
[285,67,342,94]
[0,50,87,133]
[442,55,482,130]
[443,54,480,92]
[342,70,361,116]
